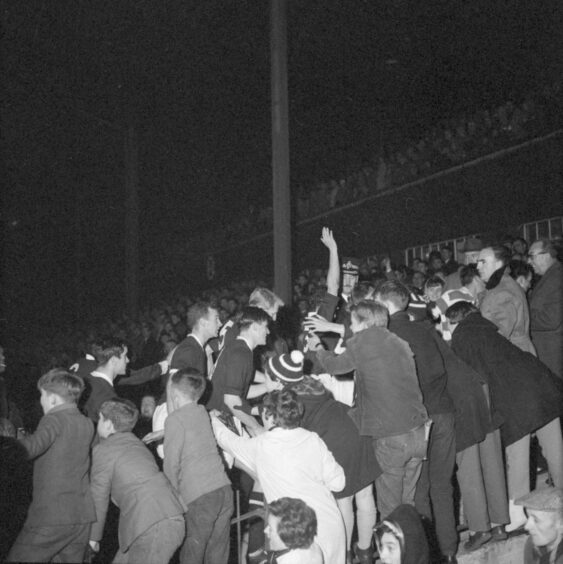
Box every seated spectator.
[516,487,563,564]
[374,504,430,564]
[265,497,324,564]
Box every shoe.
[491,525,508,542]
[463,530,492,552]
[354,542,374,564]
[506,499,527,532]
[441,556,458,564]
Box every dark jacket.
[431,332,503,452]
[529,259,563,378]
[388,312,453,415]
[81,374,117,423]
[451,312,562,446]
[294,383,382,498]
[170,334,207,375]
[90,431,184,552]
[317,325,428,439]
[20,403,96,527]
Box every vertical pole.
[124,124,139,318]
[271,0,292,303]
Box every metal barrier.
[404,215,563,266]
[230,488,264,564]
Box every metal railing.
[404,215,563,266]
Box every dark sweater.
[388,312,454,415]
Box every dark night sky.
[2,0,562,329]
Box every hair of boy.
[445,301,479,324]
[377,280,410,311]
[459,264,480,286]
[262,389,303,429]
[187,301,213,332]
[350,300,388,328]
[249,287,283,311]
[351,282,375,305]
[424,276,445,291]
[99,398,139,432]
[268,497,318,550]
[238,306,272,332]
[169,368,206,402]
[509,260,534,281]
[37,369,84,403]
[95,337,127,366]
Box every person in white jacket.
[211,389,346,564]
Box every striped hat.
[267,351,304,384]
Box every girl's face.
[377,532,402,564]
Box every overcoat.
[451,312,562,446]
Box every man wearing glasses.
[528,238,563,379]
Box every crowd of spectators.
[187,81,562,248]
[1,225,562,563]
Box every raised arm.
[321,227,340,296]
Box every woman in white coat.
[211,389,346,564]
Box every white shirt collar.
[90,371,114,387]
[189,333,204,349]
[237,336,252,350]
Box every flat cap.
[515,487,563,511]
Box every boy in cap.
[517,487,563,564]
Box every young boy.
[164,368,233,564]
[89,398,185,563]
[7,369,96,563]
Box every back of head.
[262,389,303,429]
[268,497,318,550]
[37,369,84,404]
[99,398,139,432]
[378,280,410,311]
[169,368,206,403]
[509,260,533,281]
[490,244,511,267]
[351,282,376,305]
[238,306,271,332]
[350,300,389,328]
[95,336,127,366]
[249,287,283,312]
[445,301,478,324]
[187,301,212,331]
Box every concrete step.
[456,531,527,564]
